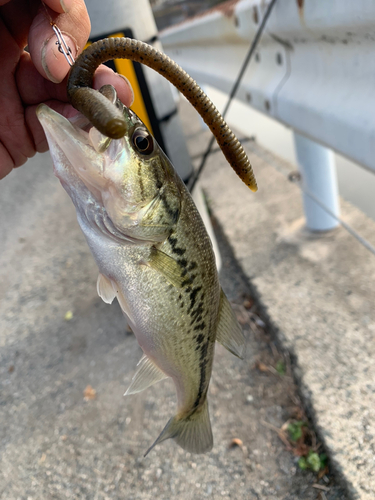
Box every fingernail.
[117,74,135,106]
[60,0,73,13]
[42,34,77,83]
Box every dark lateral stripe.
[150,161,163,190]
[188,262,197,271]
[159,192,179,223]
[167,235,186,256]
[193,322,205,331]
[172,246,186,256]
[195,333,204,344]
[188,285,202,313]
[190,301,204,325]
[192,340,210,410]
[178,258,188,268]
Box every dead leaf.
[293,441,309,457]
[243,298,254,310]
[317,466,329,480]
[255,361,269,372]
[290,406,306,421]
[84,385,96,400]
[229,438,243,449]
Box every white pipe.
[294,133,340,232]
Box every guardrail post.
[293,133,340,232]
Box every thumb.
[28,0,90,83]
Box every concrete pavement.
[181,99,375,499]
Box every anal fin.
[216,289,246,359]
[125,355,168,396]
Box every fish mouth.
[36,104,111,201]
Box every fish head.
[37,94,181,243]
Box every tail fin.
[144,399,213,456]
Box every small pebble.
[64,310,73,321]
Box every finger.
[18,52,134,108]
[28,0,90,83]
[17,51,68,104]
[0,18,36,170]
[93,66,135,107]
[0,0,67,11]
[42,0,71,14]
[0,0,75,52]
[0,0,37,48]
[0,142,16,180]
[0,130,35,178]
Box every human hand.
[0,0,133,179]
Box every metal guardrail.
[160,0,375,232]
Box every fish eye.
[132,129,154,155]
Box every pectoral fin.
[142,247,186,288]
[125,355,168,396]
[216,289,246,359]
[97,273,116,304]
[97,274,134,323]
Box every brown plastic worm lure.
[67,37,257,192]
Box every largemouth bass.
[37,88,245,455]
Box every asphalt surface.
[0,122,349,498]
